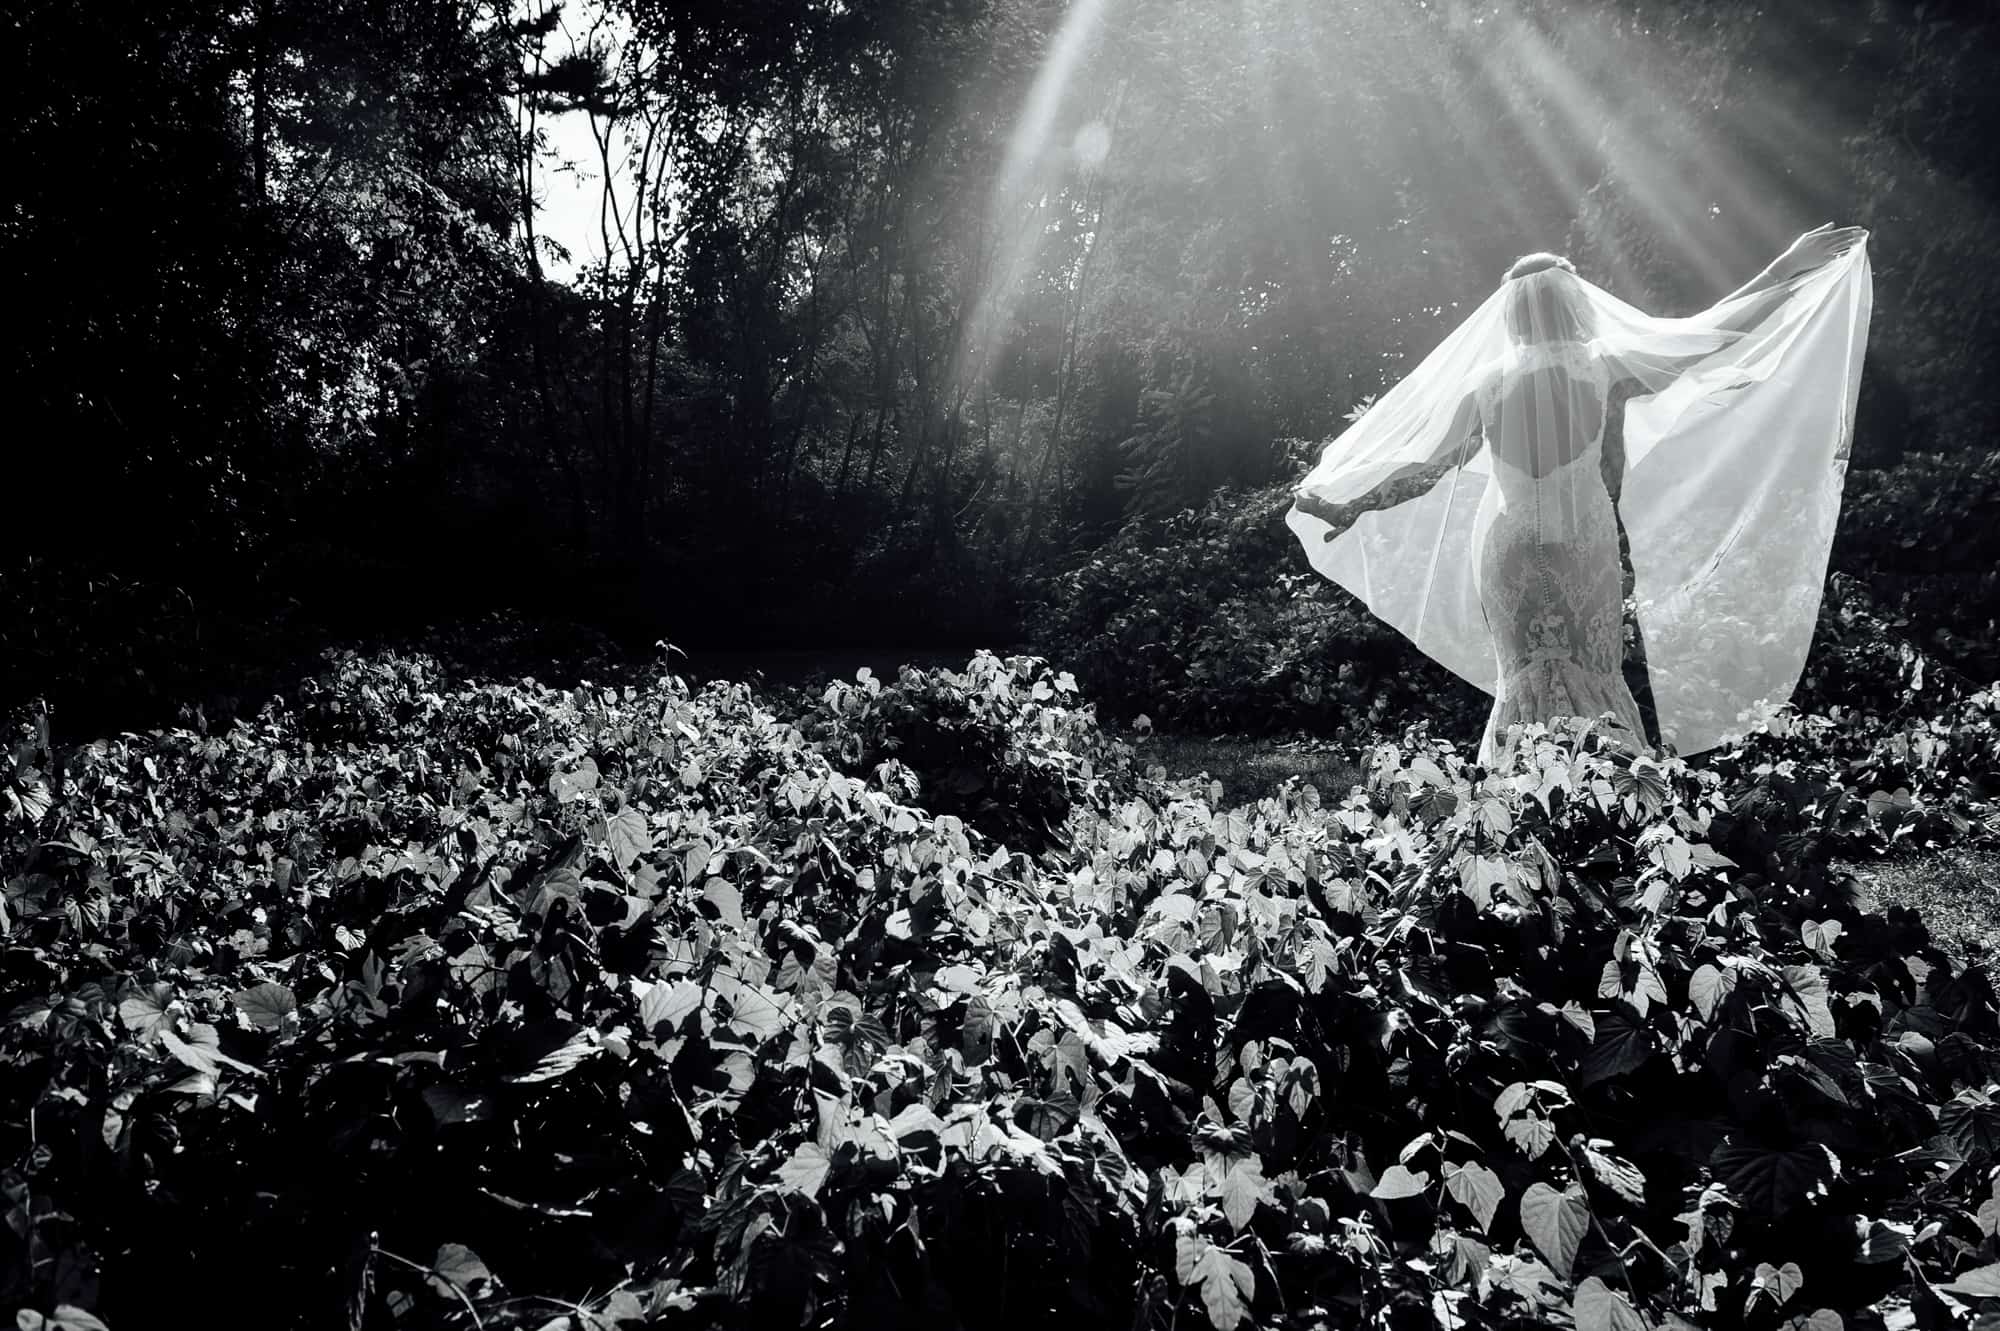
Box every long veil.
[1287,243,1873,756]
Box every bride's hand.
[1775,223,1866,279]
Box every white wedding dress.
[1470,342,1647,758]
[1287,247,1872,761]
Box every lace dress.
[1470,342,1647,761]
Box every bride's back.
[1482,342,1608,480]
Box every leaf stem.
[373,1241,486,1330]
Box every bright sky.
[518,0,629,283]
[530,107,613,282]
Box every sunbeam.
[954,0,1112,401]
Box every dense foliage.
[8,0,2000,730]
[1026,481,1491,738]
[5,648,2000,1328]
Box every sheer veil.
[1288,243,1873,756]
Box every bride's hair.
[1501,252,1590,344]
[1503,252,1577,281]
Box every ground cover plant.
[2,651,1999,1330]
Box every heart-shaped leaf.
[230,981,297,1031]
[1370,1164,1431,1200]
[1519,1181,1590,1279]
[1575,1276,1647,1331]
[1443,1161,1505,1233]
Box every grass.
[1836,846,2000,964]
[1124,731,1366,808]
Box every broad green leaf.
[1575,1276,1647,1331]
[1940,1261,2000,1299]
[1370,1164,1431,1200]
[1801,919,1844,957]
[158,1028,217,1075]
[701,877,745,932]
[231,982,297,1031]
[1710,1138,1837,1218]
[932,963,983,995]
[1578,1141,1646,1206]
[961,997,996,1066]
[39,1311,113,1331]
[639,979,703,1035]
[1941,1087,2000,1165]
[888,1104,946,1142]
[1558,1002,1596,1041]
[119,992,168,1040]
[549,758,599,803]
[777,1141,831,1198]
[1750,1261,1805,1307]
[1689,964,1736,1023]
[1220,1155,1271,1231]
[1188,1244,1254,1331]
[1446,1234,1491,1285]
[602,808,652,871]
[1519,1181,1589,1279]
[1780,964,1837,1039]
[1443,1160,1505,1232]
[1505,1112,1556,1160]
[1784,1313,1842,1331]
[427,1243,494,1300]
[1578,1011,1655,1086]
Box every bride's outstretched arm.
[1704,223,1867,332]
[1294,389,1480,532]
[1608,224,1867,393]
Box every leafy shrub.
[1026,482,1489,739]
[788,652,1134,853]
[2,650,1999,1329]
[1837,451,2000,677]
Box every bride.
[1289,225,1872,763]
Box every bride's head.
[1501,252,1593,346]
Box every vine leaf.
[548,758,599,803]
[1710,1139,1838,1219]
[1220,1156,1272,1231]
[1175,1228,1253,1331]
[1577,1139,1647,1207]
[231,981,298,1031]
[1519,1181,1590,1280]
[1574,1275,1647,1331]
[1938,1261,2000,1300]
[1784,1313,1842,1331]
[1506,1112,1556,1160]
[1370,1164,1431,1200]
[1940,1087,2000,1166]
[1578,1011,1655,1086]
[1689,964,1737,1023]
[1443,1161,1505,1233]
[1749,1260,1805,1308]
[118,991,169,1040]
[602,808,652,870]
[777,1141,831,1198]
[427,1243,495,1300]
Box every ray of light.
[953,0,1112,402]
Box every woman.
[1289,225,1872,762]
